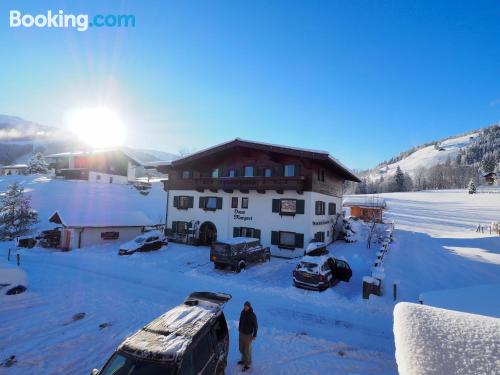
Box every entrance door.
[199,222,217,246]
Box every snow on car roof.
[217,237,260,245]
[394,302,500,375]
[300,254,331,265]
[305,242,327,253]
[119,299,220,362]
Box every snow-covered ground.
[0,176,499,374]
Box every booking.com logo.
[9,10,135,32]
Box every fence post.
[393,282,397,301]
[16,253,20,266]
[8,248,11,261]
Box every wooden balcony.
[164,176,307,193]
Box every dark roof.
[170,138,360,182]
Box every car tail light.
[319,274,326,282]
[211,256,217,261]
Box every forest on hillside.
[346,124,500,194]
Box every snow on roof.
[0,164,28,169]
[49,209,154,228]
[394,302,500,375]
[301,254,330,265]
[305,241,327,254]
[419,284,500,318]
[217,237,260,245]
[343,196,386,208]
[119,300,219,362]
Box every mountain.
[351,124,500,193]
[0,114,178,166]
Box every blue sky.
[0,1,499,169]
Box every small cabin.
[483,172,497,186]
[343,197,386,223]
[0,164,28,176]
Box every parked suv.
[92,292,231,375]
[118,230,167,255]
[293,254,352,291]
[210,237,271,272]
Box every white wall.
[63,226,144,249]
[167,190,342,258]
[89,171,129,185]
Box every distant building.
[49,209,158,250]
[482,172,497,185]
[159,138,360,258]
[343,196,386,223]
[0,164,28,176]
[46,149,164,184]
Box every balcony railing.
[165,176,306,192]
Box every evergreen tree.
[468,179,476,195]
[393,166,405,192]
[26,152,49,174]
[0,182,38,239]
[481,154,496,174]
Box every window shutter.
[271,231,279,245]
[328,203,334,215]
[272,199,280,213]
[172,221,177,232]
[199,197,205,209]
[294,164,301,177]
[216,197,223,209]
[332,203,337,214]
[294,233,304,248]
[254,229,261,239]
[173,196,179,208]
[188,196,194,208]
[233,227,241,237]
[296,199,305,214]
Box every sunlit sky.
[0,1,499,169]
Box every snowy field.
[1,176,499,374]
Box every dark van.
[92,292,231,375]
[210,237,271,272]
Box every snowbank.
[394,302,500,375]
[0,266,28,287]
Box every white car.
[118,230,167,256]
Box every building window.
[314,231,325,242]
[279,231,295,247]
[96,174,101,181]
[227,169,236,177]
[271,231,304,249]
[101,231,119,240]
[318,168,325,182]
[315,201,326,215]
[244,166,254,177]
[241,197,249,209]
[231,197,238,208]
[200,196,222,210]
[211,168,219,178]
[234,227,261,239]
[328,202,337,215]
[172,221,189,234]
[109,177,113,183]
[284,164,296,177]
[272,198,305,215]
[181,170,192,179]
[174,196,193,209]
[264,168,272,177]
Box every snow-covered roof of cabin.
[119,300,220,362]
[343,196,386,208]
[393,302,500,375]
[419,284,500,318]
[0,164,28,169]
[49,209,155,228]
[217,237,260,245]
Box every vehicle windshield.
[100,352,175,375]
[213,243,230,254]
[134,237,146,244]
[298,261,318,271]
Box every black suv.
[92,292,231,375]
[210,237,271,272]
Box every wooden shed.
[343,197,387,223]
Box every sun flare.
[69,107,125,148]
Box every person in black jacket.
[238,301,258,371]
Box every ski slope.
[370,132,479,179]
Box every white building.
[160,139,360,258]
[49,210,158,250]
[0,164,28,176]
